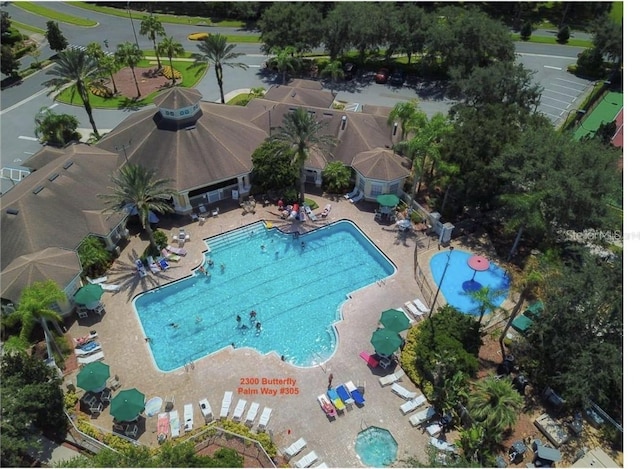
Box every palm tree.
[387,99,421,141]
[320,60,344,96]
[4,280,65,358]
[468,378,524,443]
[34,107,81,147]
[140,14,165,70]
[272,107,335,204]
[271,46,299,84]
[192,33,247,104]
[43,48,101,136]
[157,36,185,86]
[115,42,144,98]
[98,164,178,253]
[86,41,120,95]
[466,285,506,324]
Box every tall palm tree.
[85,41,119,95]
[192,33,247,104]
[98,164,178,253]
[387,99,421,141]
[43,48,101,136]
[320,60,344,96]
[34,107,81,147]
[158,36,185,86]
[272,107,335,204]
[4,280,65,358]
[466,285,506,324]
[140,14,166,70]
[271,46,299,84]
[468,378,523,443]
[115,42,144,98]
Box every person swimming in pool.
[250,310,257,320]
[169,322,179,329]
[256,322,262,331]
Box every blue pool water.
[134,220,395,372]
[355,427,398,467]
[429,250,510,315]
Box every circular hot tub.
[355,426,398,467]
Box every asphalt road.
[0,2,592,194]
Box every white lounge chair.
[409,406,436,427]
[404,301,422,318]
[284,437,307,459]
[135,259,147,277]
[245,402,259,426]
[391,382,417,400]
[349,191,364,204]
[147,256,161,274]
[294,450,318,468]
[401,394,427,414]
[161,248,182,262]
[169,410,180,438]
[344,187,359,199]
[199,398,214,424]
[78,351,105,365]
[320,204,332,218]
[426,422,443,436]
[413,298,431,315]
[378,369,405,386]
[430,436,456,452]
[232,399,247,421]
[210,207,219,217]
[166,245,187,256]
[257,407,272,431]
[184,404,194,432]
[100,283,121,292]
[304,204,318,222]
[220,391,233,418]
[87,276,108,284]
[74,341,102,356]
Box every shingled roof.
[351,148,411,181]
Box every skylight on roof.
[6,208,19,215]
[63,161,73,169]
[32,185,44,195]
[48,173,59,182]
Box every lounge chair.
[320,204,332,218]
[198,204,208,216]
[135,259,147,277]
[294,451,318,468]
[257,407,272,431]
[157,412,170,442]
[220,391,233,418]
[107,374,121,390]
[379,369,405,386]
[359,351,379,368]
[413,298,431,315]
[199,398,214,424]
[336,384,355,408]
[304,204,318,221]
[74,341,102,356]
[184,404,194,432]
[101,283,121,292]
[344,187,359,199]
[190,212,199,222]
[284,437,307,460]
[74,331,98,346]
[166,245,187,256]
[326,389,345,412]
[317,394,337,418]
[430,436,456,452]
[232,399,247,421]
[157,257,170,270]
[161,248,182,262]
[245,402,259,426]
[409,406,436,426]
[344,381,366,406]
[147,256,161,274]
[401,394,427,414]
[169,410,180,438]
[78,351,105,366]
[391,382,417,400]
[210,207,219,217]
[426,422,443,436]
[87,276,108,284]
[404,301,422,318]
[349,191,364,204]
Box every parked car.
[343,62,357,80]
[374,68,390,84]
[389,70,404,86]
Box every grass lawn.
[11,20,45,34]
[511,33,592,48]
[54,59,208,109]
[609,2,623,24]
[14,2,97,27]
[226,93,251,106]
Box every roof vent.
[291,91,296,98]
[63,161,73,169]
[33,185,44,195]
[48,173,59,182]
[6,208,19,215]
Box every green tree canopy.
[115,42,144,98]
[1,44,20,77]
[467,378,524,443]
[158,36,185,86]
[34,107,81,147]
[258,2,324,54]
[250,139,298,194]
[139,14,166,69]
[321,161,351,194]
[45,20,68,52]
[591,17,623,69]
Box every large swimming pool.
[134,220,395,372]
[429,250,510,315]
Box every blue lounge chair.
[345,380,365,406]
[326,388,345,412]
[336,384,354,406]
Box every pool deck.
[65,193,504,466]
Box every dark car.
[343,62,357,80]
[389,70,404,86]
[374,68,390,84]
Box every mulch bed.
[109,66,177,99]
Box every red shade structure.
[464,255,490,292]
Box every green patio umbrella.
[110,388,145,422]
[379,308,410,333]
[76,361,110,391]
[74,283,104,306]
[376,194,400,207]
[370,329,403,356]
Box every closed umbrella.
[110,388,145,422]
[370,329,403,356]
[77,361,110,391]
[74,283,104,306]
[379,309,410,333]
[376,194,400,207]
